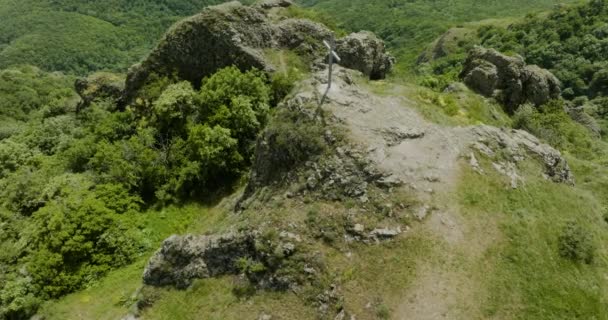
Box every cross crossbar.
[323,40,342,62]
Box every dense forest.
[298,0,581,69]
[0,0,253,74]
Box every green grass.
[139,212,439,320]
[457,156,608,319]
[37,190,440,320]
[37,259,146,320]
[360,77,512,128]
[36,203,227,320]
[140,278,318,320]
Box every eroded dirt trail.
[312,67,490,319]
[317,70,473,199]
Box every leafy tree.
[197,66,270,157]
[151,81,196,139]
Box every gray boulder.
[143,232,256,289]
[522,65,562,106]
[460,47,561,112]
[255,0,294,9]
[472,125,574,185]
[335,31,395,80]
[274,18,333,55]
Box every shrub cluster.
[558,221,596,264]
[0,66,280,318]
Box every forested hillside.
[0,0,251,74]
[299,0,582,69]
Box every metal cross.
[317,35,341,112]
[323,35,341,90]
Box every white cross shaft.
[317,36,340,111]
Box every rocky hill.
[2,1,608,320]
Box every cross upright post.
[318,34,341,112]
[323,34,341,91]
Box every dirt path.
[316,68,473,200]
[311,67,490,319]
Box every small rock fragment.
[370,227,402,239]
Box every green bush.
[263,107,329,175]
[270,72,298,106]
[558,221,595,264]
[476,1,608,100]
[0,174,143,318]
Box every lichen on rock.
[460,46,561,112]
[471,125,574,185]
[143,232,257,289]
[335,31,395,80]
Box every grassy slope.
[298,0,583,73]
[38,191,442,319]
[37,79,608,320]
[458,155,608,319]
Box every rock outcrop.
[120,1,394,106]
[471,125,574,185]
[121,1,279,106]
[460,47,561,112]
[143,230,310,290]
[335,31,395,80]
[143,232,257,289]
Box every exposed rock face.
[75,72,124,112]
[237,87,406,209]
[274,18,332,55]
[460,47,561,112]
[122,1,277,105]
[121,1,393,106]
[472,125,574,185]
[335,31,395,80]
[143,232,256,289]
[143,230,311,290]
